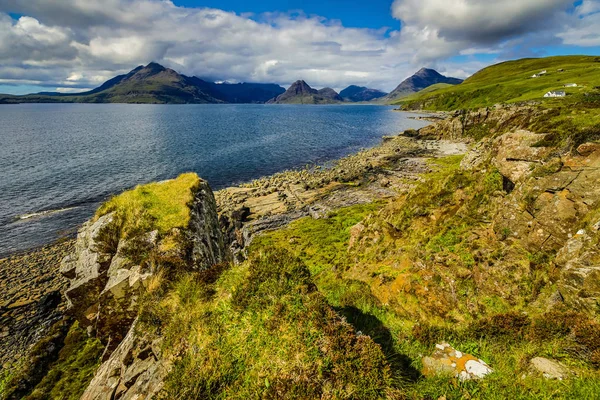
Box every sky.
[0,0,599,95]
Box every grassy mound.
[399,55,600,110]
[96,172,200,237]
[142,249,393,399]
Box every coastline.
[0,121,467,365]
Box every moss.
[0,321,103,400]
[96,172,200,238]
[24,322,104,400]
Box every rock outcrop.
[422,343,493,381]
[61,178,227,399]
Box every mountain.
[211,82,285,103]
[339,85,387,102]
[0,63,285,104]
[382,68,463,103]
[267,80,344,104]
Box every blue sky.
[0,0,599,95]
[174,0,399,30]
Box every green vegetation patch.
[1,322,104,400]
[144,248,393,399]
[96,172,200,238]
[247,152,600,398]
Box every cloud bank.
[0,0,597,93]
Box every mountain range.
[339,85,388,102]
[0,63,462,105]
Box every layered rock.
[61,178,227,399]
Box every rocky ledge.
[60,178,226,399]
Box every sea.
[0,103,429,256]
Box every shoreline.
[0,124,464,261]
[0,115,466,367]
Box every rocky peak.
[288,80,317,96]
[317,87,343,102]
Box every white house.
[531,70,548,78]
[544,90,566,98]
[564,83,577,87]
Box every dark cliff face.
[317,87,344,102]
[384,68,463,102]
[340,85,387,102]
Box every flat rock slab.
[529,357,572,380]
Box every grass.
[398,56,600,111]
[247,152,600,398]
[141,248,394,399]
[0,321,103,400]
[96,172,200,238]
[22,322,104,400]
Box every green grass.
[142,249,394,399]
[399,83,455,102]
[398,55,600,110]
[246,153,600,398]
[22,322,104,400]
[0,322,103,400]
[96,172,200,238]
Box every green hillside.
[398,55,600,110]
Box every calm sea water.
[0,103,429,256]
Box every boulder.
[422,343,493,381]
[492,130,552,183]
[528,357,571,380]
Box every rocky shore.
[215,134,467,260]
[0,240,73,367]
[0,127,465,372]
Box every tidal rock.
[422,343,493,381]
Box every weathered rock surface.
[417,105,546,140]
[528,357,572,380]
[81,320,167,400]
[422,343,493,381]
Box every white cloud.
[0,0,596,94]
[557,0,600,46]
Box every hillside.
[267,80,344,104]
[0,63,285,104]
[2,55,600,400]
[399,55,600,110]
[382,68,463,103]
[340,85,388,102]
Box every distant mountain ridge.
[339,85,387,102]
[382,68,463,103]
[0,62,285,104]
[0,64,462,105]
[267,80,344,104]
